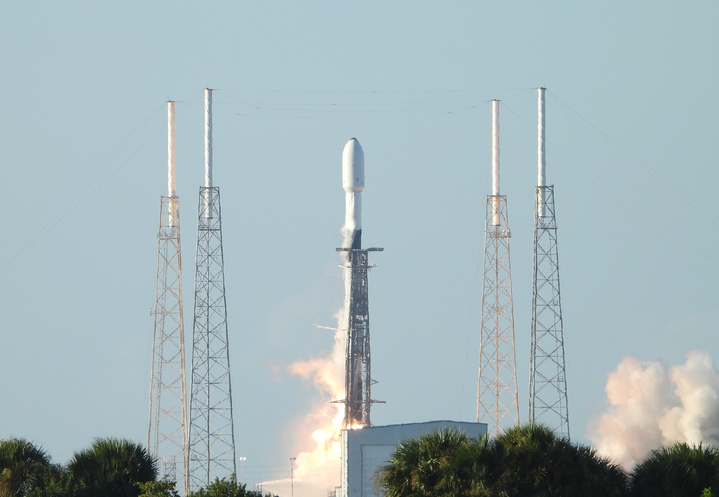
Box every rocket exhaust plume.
[588,350,719,469]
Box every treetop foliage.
[2,431,719,497]
[377,425,719,497]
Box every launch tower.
[529,87,570,438]
[335,138,383,428]
[148,101,188,489]
[188,89,237,491]
[476,100,519,436]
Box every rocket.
[342,138,365,250]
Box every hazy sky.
[1,1,718,493]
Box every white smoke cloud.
[588,350,719,469]
[260,228,354,497]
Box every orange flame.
[262,229,357,497]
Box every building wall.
[339,421,487,497]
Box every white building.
[338,421,487,497]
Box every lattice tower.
[188,186,236,490]
[187,89,236,491]
[476,100,518,437]
[529,185,569,438]
[529,87,569,439]
[476,195,519,436]
[148,101,188,490]
[148,195,188,486]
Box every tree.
[137,480,180,497]
[377,426,628,497]
[376,428,494,497]
[0,438,53,497]
[493,424,628,497]
[630,442,719,497]
[188,474,255,497]
[25,466,78,497]
[68,438,157,497]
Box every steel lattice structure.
[529,185,569,438]
[188,186,236,492]
[476,194,518,436]
[336,246,383,428]
[148,194,188,488]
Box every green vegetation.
[187,474,252,497]
[68,438,157,497]
[630,443,719,497]
[0,438,54,496]
[0,437,279,497]
[0,437,157,497]
[378,425,719,497]
[3,431,719,497]
[137,480,180,497]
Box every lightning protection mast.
[476,100,519,437]
[148,101,189,490]
[335,138,384,428]
[529,87,570,439]
[188,89,237,492]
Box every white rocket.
[342,138,365,249]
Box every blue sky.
[1,1,718,492]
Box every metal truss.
[477,195,519,436]
[529,185,570,439]
[148,195,188,490]
[188,186,236,492]
[335,247,384,428]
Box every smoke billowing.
[260,228,354,497]
[589,350,719,469]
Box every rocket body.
[342,138,364,249]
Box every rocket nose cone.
[342,138,365,192]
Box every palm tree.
[0,438,52,497]
[493,424,628,497]
[630,442,719,497]
[377,426,628,497]
[376,428,494,497]
[68,438,157,497]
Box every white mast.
[204,88,213,189]
[168,101,176,197]
[492,99,500,226]
[538,87,547,217]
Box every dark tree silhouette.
[68,438,157,497]
[377,425,628,497]
[377,428,493,497]
[631,442,719,497]
[493,424,628,497]
[0,438,53,497]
